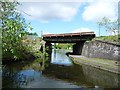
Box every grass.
[94,35,120,43]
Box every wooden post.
[54,43,56,49]
[41,40,46,69]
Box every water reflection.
[2,61,43,88]
[2,49,120,88]
[45,49,120,88]
[82,65,119,88]
[43,64,120,88]
[51,49,73,66]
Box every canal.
[2,49,120,88]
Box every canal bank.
[69,55,120,74]
[68,39,120,74]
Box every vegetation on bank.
[95,17,119,43]
[94,35,120,43]
[21,35,43,58]
[1,0,43,61]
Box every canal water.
[2,49,120,88]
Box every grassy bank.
[94,35,120,43]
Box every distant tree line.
[54,43,73,50]
[26,32,38,36]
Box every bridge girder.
[43,34,95,43]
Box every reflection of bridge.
[43,32,95,55]
[43,32,95,43]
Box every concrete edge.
[69,55,120,74]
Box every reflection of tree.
[2,68,36,87]
[2,58,49,88]
[2,66,20,88]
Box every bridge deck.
[43,32,95,37]
[43,32,95,43]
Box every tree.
[97,17,118,36]
[97,21,103,36]
[1,0,33,60]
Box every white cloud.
[17,2,80,22]
[82,0,119,22]
[71,27,94,33]
[17,0,118,23]
[42,31,51,35]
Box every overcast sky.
[16,0,118,36]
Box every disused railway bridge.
[43,32,95,55]
[43,32,95,43]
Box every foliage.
[21,35,43,58]
[26,32,38,36]
[97,17,118,35]
[1,0,33,60]
[95,35,120,43]
[55,43,73,49]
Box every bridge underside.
[43,34,95,43]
